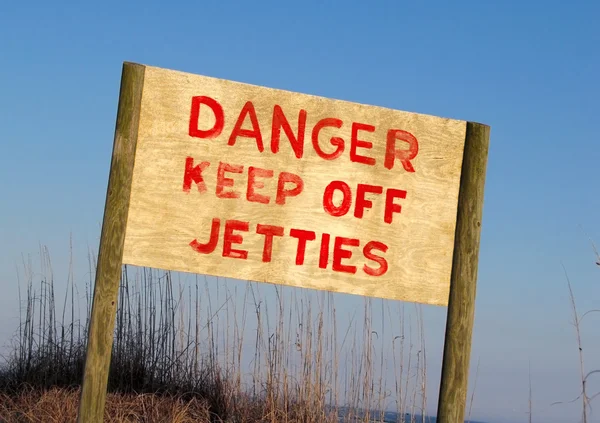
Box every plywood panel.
[121,64,467,306]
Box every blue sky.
[1,1,599,422]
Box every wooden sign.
[121,64,467,306]
[78,62,490,423]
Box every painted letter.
[354,183,383,219]
[257,224,284,263]
[271,105,306,159]
[189,96,224,139]
[319,233,331,269]
[332,236,359,274]
[190,218,220,254]
[385,129,418,172]
[247,166,273,204]
[216,161,243,199]
[363,241,389,276]
[323,180,352,217]
[276,172,304,205]
[223,220,249,259]
[290,228,316,265]
[183,157,210,193]
[228,101,264,152]
[350,122,376,165]
[384,188,407,224]
[311,118,344,160]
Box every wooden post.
[436,122,490,423]
[77,62,145,423]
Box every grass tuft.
[1,246,430,422]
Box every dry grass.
[0,387,344,423]
[0,387,212,422]
[0,245,432,422]
[549,239,600,422]
[1,235,597,422]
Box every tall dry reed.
[1,246,434,422]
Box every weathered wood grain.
[121,64,470,306]
[77,62,145,423]
[436,122,490,422]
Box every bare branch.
[528,360,533,423]
[562,264,588,423]
[467,356,481,423]
[581,310,600,321]
[588,236,599,264]
[585,370,600,382]
[577,225,600,265]
[551,391,583,406]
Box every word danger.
[188,96,420,171]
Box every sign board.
[78,62,490,423]
[121,64,468,306]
